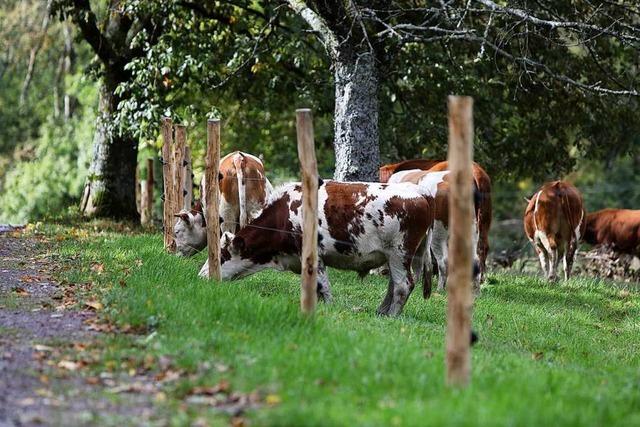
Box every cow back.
[585,209,640,253]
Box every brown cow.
[174,151,272,257]
[387,169,482,293]
[523,181,586,281]
[584,209,640,254]
[199,181,436,316]
[380,159,492,282]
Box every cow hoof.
[319,293,333,304]
[376,306,391,316]
[470,330,479,346]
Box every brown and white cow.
[199,181,436,316]
[387,169,481,293]
[584,209,640,254]
[174,151,272,257]
[380,159,492,282]
[523,181,586,281]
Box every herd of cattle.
[172,151,640,315]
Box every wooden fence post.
[446,95,474,387]
[296,108,319,314]
[135,165,141,215]
[161,117,176,252]
[140,158,154,226]
[184,146,193,210]
[173,124,187,214]
[205,119,222,281]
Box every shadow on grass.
[484,274,639,323]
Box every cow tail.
[233,153,248,228]
[559,186,580,245]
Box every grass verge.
[50,224,640,426]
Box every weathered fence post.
[173,124,187,214]
[161,117,176,252]
[184,146,193,210]
[140,158,154,226]
[296,109,319,314]
[135,165,141,215]
[205,119,222,281]
[446,96,475,387]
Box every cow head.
[217,231,274,279]
[197,231,275,279]
[174,210,207,257]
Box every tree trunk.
[80,79,138,220]
[333,51,380,181]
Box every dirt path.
[0,230,160,427]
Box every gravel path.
[0,230,160,427]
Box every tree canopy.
[1,0,639,222]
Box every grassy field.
[51,225,640,426]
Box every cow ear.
[221,231,234,247]
[218,172,224,181]
[174,212,191,224]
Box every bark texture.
[80,79,138,219]
[333,51,380,181]
[287,0,383,182]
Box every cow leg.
[385,257,415,317]
[534,244,549,278]
[477,235,489,283]
[418,231,433,299]
[471,220,482,294]
[431,222,448,292]
[377,280,395,316]
[564,239,578,281]
[316,260,333,303]
[219,196,239,234]
[548,243,559,282]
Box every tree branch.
[286,0,339,59]
[65,0,118,66]
[20,0,53,107]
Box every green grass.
[53,226,640,426]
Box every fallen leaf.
[215,363,230,373]
[84,300,103,311]
[13,287,29,297]
[190,380,231,396]
[532,352,544,361]
[91,263,105,273]
[17,397,35,406]
[107,382,156,394]
[58,360,80,371]
[33,344,54,352]
[231,417,246,427]
[35,388,52,397]
[265,394,282,405]
[85,376,100,385]
[619,290,631,299]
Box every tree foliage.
[1,0,640,223]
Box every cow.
[199,181,436,316]
[584,209,640,254]
[174,151,272,257]
[523,181,586,281]
[387,169,481,293]
[174,200,208,257]
[379,159,492,282]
